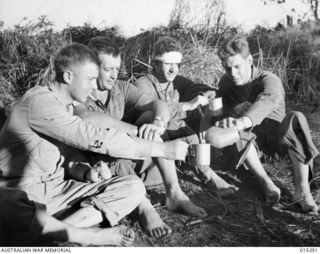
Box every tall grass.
[0,17,69,115]
[1,18,320,118]
[248,23,320,102]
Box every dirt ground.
[53,101,320,247]
[131,101,320,247]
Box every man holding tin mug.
[206,35,319,213]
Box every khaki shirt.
[0,86,152,189]
[87,80,153,122]
[134,73,187,132]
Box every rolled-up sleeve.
[28,94,153,160]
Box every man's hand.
[202,90,217,100]
[214,117,246,131]
[138,123,165,140]
[163,140,188,161]
[182,95,209,111]
[233,101,252,116]
[85,161,112,182]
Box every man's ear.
[152,60,159,72]
[247,54,253,65]
[62,71,73,84]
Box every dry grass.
[1,19,320,247]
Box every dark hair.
[87,36,120,57]
[153,36,181,58]
[218,35,250,61]
[54,43,99,83]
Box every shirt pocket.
[30,140,60,174]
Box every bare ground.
[131,101,320,247]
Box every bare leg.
[195,165,239,196]
[197,119,239,196]
[135,197,172,237]
[62,206,104,228]
[43,217,134,246]
[288,150,318,213]
[154,157,207,217]
[245,143,281,204]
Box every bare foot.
[261,179,281,205]
[138,206,172,238]
[195,166,239,197]
[166,191,207,217]
[293,192,319,214]
[86,225,135,246]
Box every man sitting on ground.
[134,36,239,197]
[213,34,319,213]
[72,37,207,237]
[0,187,134,246]
[0,43,188,245]
[185,35,319,212]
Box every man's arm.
[135,100,170,127]
[243,72,284,126]
[74,103,138,136]
[125,81,170,126]
[216,72,284,129]
[173,75,216,102]
[179,95,209,112]
[29,94,187,161]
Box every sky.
[0,0,312,36]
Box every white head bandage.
[154,51,182,64]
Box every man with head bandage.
[71,37,209,237]
[134,36,239,197]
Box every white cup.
[206,97,223,117]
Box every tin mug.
[187,143,211,166]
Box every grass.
[1,19,320,116]
[1,18,320,247]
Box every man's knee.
[286,111,305,121]
[117,175,146,198]
[205,126,240,148]
[280,110,309,140]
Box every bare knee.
[205,126,239,148]
[286,111,305,120]
[119,175,146,198]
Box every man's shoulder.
[115,79,128,86]
[135,73,154,84]
[172,75,193,89]
[134,74,157,91]
[115,79,135,96]
[255,68,283,86]
[24,86,56,105]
